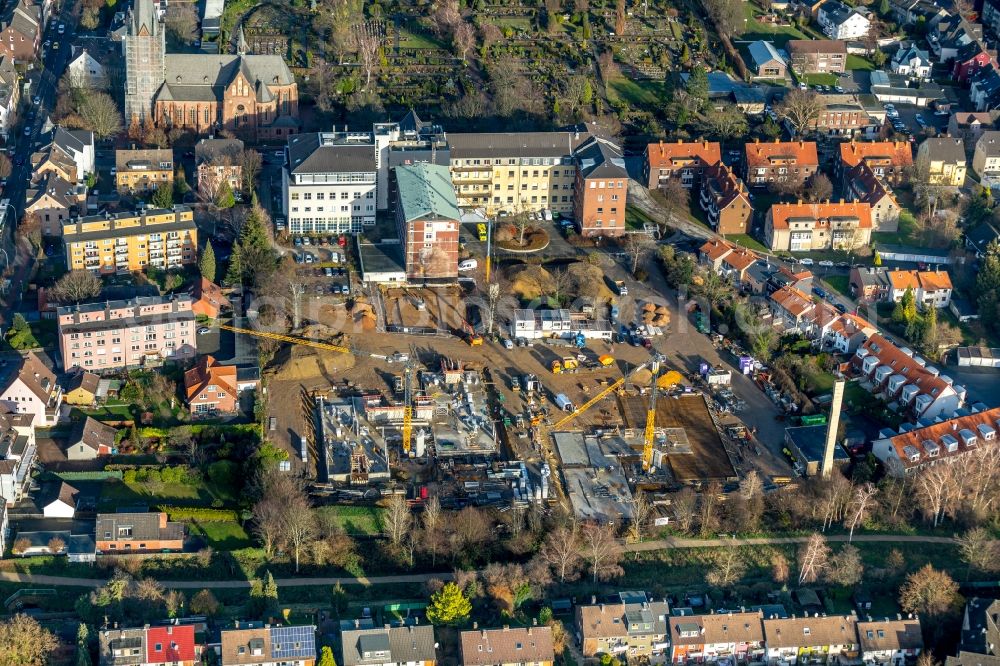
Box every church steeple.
[236,24,247,56]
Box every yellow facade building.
[63,206,198,275]
[447,131,591,216]
[115,148,175,195]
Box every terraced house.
[872,406,999,475]
[699,163,753,235]
[764,200,873,252]
[763,614,860,663]
[838,140,913,186]
[220,623,317,666]
[575,592,670,660]
[62,205,197,275]
[669,610,766,663]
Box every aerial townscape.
[1,0,1000,663]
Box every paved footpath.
[0,534,955,589]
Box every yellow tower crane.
[642,356,664,472]
[217,324,353,355]
[402,360,414,455]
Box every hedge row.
[55,470,124,481]
[158,507,239,522]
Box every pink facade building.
[57,295,197,372]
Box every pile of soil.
[509,265,554,301]
[496,226,550,251]
[565,262,615,301]
[269,328,356,381]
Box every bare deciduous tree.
[384,493,412,549]
[827,544,864,587]
[914,463,956,527]
[539,523,583,583]
[282,491,316,573]
[629,491,652,543]
[844,483,878,543]
[672,488,698,534]
[80,92,123,139]
[705,545,747,587]
[623,233,654,276]
[581,522,623,583]
[899,564,959,617]
[51,270,102,304]
[957,527,1000,575]
[453,21,475,61]
[798,532,830,585]
[354,22,382,91]
[240,149,264,196]
[777,89,823,137]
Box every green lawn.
[98,475,236,510]
[823,274,852,298]
[740,4,809,46]
[316,505,385,537]
[728,234,769,253]
[493,16,533,31]
[625,205,658,230]
[871,211,919,246]
[607,77,666,107]
[847,54,875,71]
[75,404,135,421]
[398,29,445,50]
[188,521,253,550]
[802,73,840,86]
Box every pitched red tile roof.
[839,140,914,169]
[881,405,1000,469]
[703,163,752,211]
[722,246,759,272]
[461,626,555,666]
[853,334,956,407]
[146,625,196,664]
[771,286,815,318]
[887,269,953,292]
[646,139,721,170]
[769,201,872,230]
[744,139,819,169]
[183,355,237,401]
[847,163,898,208]
[700,238,737,262]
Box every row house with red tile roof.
[699,164,753,235]
[644,139,721,190]
[183,355,259,416]
[887,269,953,308]
[769,286,842,337]
[852,334,966,419]
[873,405,1000,476]
[837,140,913,186]
[764,200,873,252]
[100,623,200,666]
[744,139,819,188]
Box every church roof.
[158,54,293,104]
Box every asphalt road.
[0,9,77,326]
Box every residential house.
[460,626,555,666]
[817,1,871,39]
[850,267,893,301]
[857,618,923,664]
[575,592,670,660]
[763,615,860,663]
[340,623,437,666]
[891,43,932,79]
[184,355,258,416]
[195,138,245,201]
[852,334,965,420]
[0,0,41,63]
[394,163,460,281]
[720,246,760,286]
[0,410,36,505]
[770,286,820,334]
[40,481,78,518]
[837,140,913,186]
[954,41,996,84]
[32,127,95,182]
[970,65,1000,111]
[699,163,753,235]
[190,277,230,319]
[871,70,947,107]
[95,511,184,553]
[891,0,950,25]
[25,172,87,236]
[63,371,100,406]
[446,129,589,218]
[66,48,109,90]
[0,55,18,137]
[747,41,787,79]
[811,96,874,137]
[824,313,877,353]
[699,238,740,273]
[929,14,982,61]
[573,135,629,238]
[220,623,317,666]
[0,351,63,426]
[643,139,721,190]
[873,406,999,475]
[985,0,1000,37]
[745,260,813,295]
[887,269,953,308]
[953,597,999,661]
[283,130,378,235]
[764,200,873,252]
[744,139,819,188]
[62,206,198,275]
[788,39,847,74]
[99,624,200,666]
[57,294,197,372]
[845,163,901,232]
[965,221,1000,257]
[974,131,1000,176]
[949,112,996,149]
[115,148,174,195]
[916,137,967,186]
[670,611,766,663]
[66,415,115,460]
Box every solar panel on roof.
[270,626,316,659]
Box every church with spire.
[123,0,298,142]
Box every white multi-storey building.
[282,131,377,235]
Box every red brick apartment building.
[394,163,460,281]
[574,136,629,237]
[743,139,819,188]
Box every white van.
[458,259,478,272]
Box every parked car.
[502,338,514,350]
[458,259,478,271]
[197,327,211,335]
[835,303,848,314]
[812,287,827,298]
[818,260,834,267]
[798,258,814,266]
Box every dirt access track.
[383,285,468,332]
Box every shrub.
[159,507,238,522]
